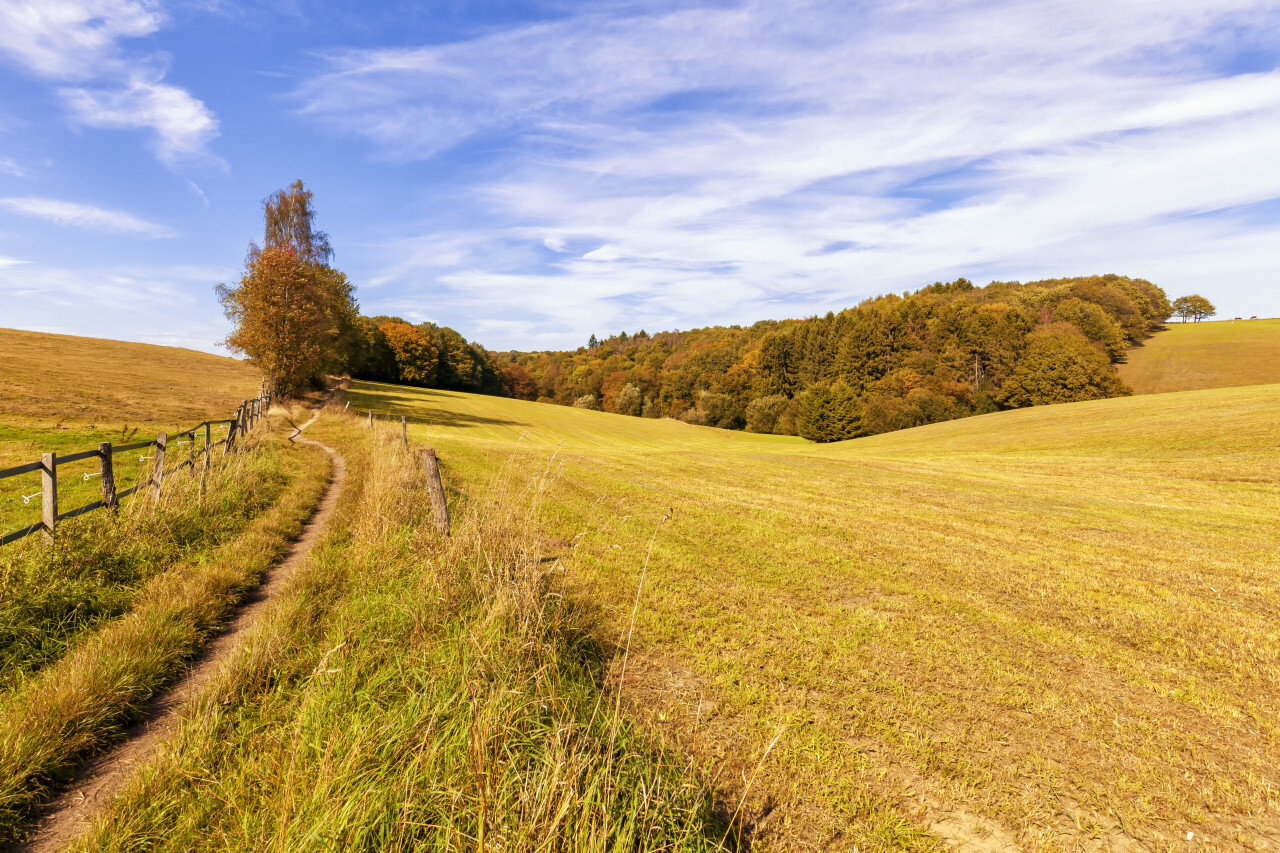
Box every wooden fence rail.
[359,407,451,537]
[0,390,272,548]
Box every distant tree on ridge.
[1171,295,1216,323]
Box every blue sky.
[1,0,1278,354]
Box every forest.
[349,274,1172,442]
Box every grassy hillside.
[1119,318,1280,394]
[0,328,262,428]
[0,328,264,535]
[345,379,1280,851]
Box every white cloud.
[0,258,237,351]
[301,0,1280,347]
[0,0,221,167]
[0,196,176,237]
[0,0,162,79]
[0,155,26,177]
[185,178,209,206]
[62,72,221,167]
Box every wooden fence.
[0,391,272,548]
[357,406,450,537]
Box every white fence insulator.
[83,472,102,481]
[139,454,154,461]
[21,491,40,504]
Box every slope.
[1118,318,1280,394]
[0,327,264,532]
[348,379,1280,851]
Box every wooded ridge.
[348,274,1170,442]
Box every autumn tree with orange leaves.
[217,180,358,398]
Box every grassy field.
[0,328,266,540]
[1119,318,1280,394]
[68,406,728,852]
[340,379,1280,851]
[0,328,261,428]
[0,330,336,845]
[0,427,329,844]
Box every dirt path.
[20,409,344,853]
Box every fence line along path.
[0,390,273,548]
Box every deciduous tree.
[1171,294,1216,323]
[998,325,1130,407]
[217,180,357,397]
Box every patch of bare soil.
[17,409,344,853]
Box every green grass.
[1119,318,1280,394]
[0,328,265,538]
[0,418,330,845]
[69,408,730,852]
[341,379,1280,851]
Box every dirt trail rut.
[21,409,344,852]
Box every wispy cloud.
[0,155,26,177]
[0,257,237,351]
[295,0,1280,346]
[61,72,220,166]
[0,0,222,168]
[0,196,176,238]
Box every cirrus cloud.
[0,0,222,168]
[0,196,176,238]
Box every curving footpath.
[20,408,345,853]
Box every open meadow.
[344,379,1280,851]
[1119,319,1280,394]
[0,331,329,844]
[0,328,267,538]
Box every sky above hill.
[0,0,1278,354]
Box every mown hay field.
[349,379,1280,851]
[0,328,264,536]
[1119,318,1280,395]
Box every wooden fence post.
[152,433,168,501]
[367,410,373,429]
[420,449,450,537]
[203,422,212,469]
[225,420,238,456]
[41,452,57,541]
[402,415,408,449]
[99,442,117,509]
[187,430,195,475]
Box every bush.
[862,395,925,436]
[613,383,643,417]
[745,395,789,434]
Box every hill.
[0,327,266,536]
[1119,317,1280,394]
[0,328,262,429]
[351,274,1171,442]
[344,379,1280,850]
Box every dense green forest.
[350,274,1171,441]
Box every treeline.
[502,275,1170,441]
[349,274,1170,442]
[348,316,519,396]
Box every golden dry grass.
[0,328,265,536]
[348,380,1280,852]
[0,327,261,431]
[1119,318,1280,394]
[67,408,727,853]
